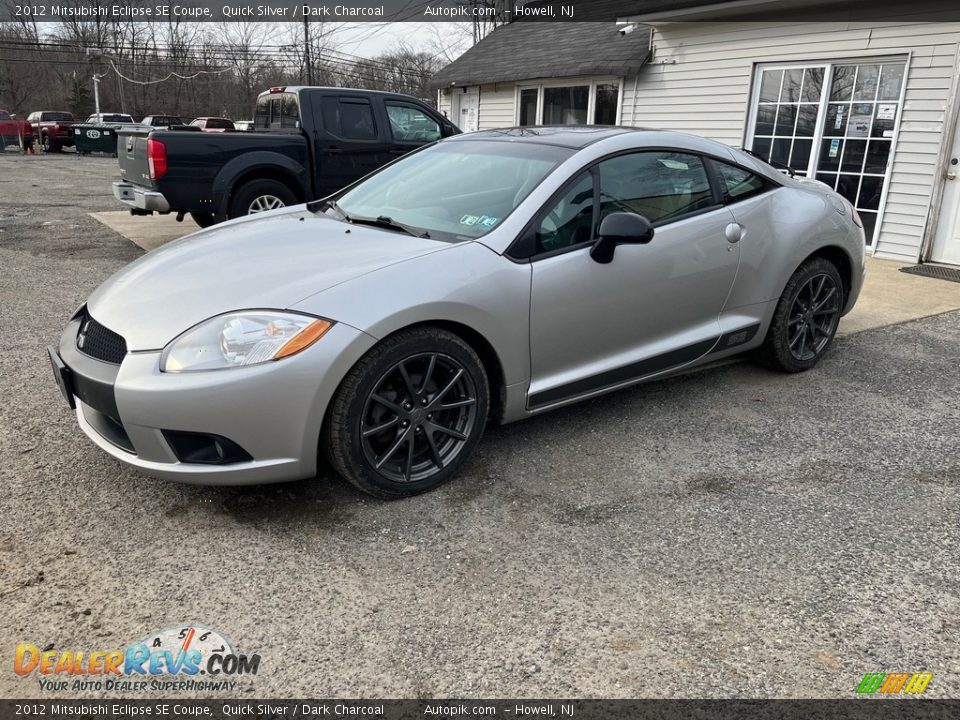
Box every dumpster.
[72,123,121,156]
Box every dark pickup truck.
[113,86,458,227]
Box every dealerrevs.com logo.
[14,624,261,693]
[856,672,933,695]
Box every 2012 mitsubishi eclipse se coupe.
[50,127,865,498]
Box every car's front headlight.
[161,311,334,373]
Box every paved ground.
[1,152,958,699]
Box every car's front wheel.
[324,327,489,498]
[754,257,844,372]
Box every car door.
[527,150,742,409]
[381,100,443,161]
[310,93,392,197]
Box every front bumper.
[51,315,375,485]
[112,181,171,214]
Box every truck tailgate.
[117,128,154,188]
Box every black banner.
[2,0,960,23]
[2,700,960,720]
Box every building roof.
[429,22,652,90]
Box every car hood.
[86,210,447,350]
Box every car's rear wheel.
[228,179,297,219]
[754,257,844,373]
[324,327,489,498]
[189,211,217,228]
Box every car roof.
[445,126,650,149]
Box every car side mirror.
[590,212,655,264]
[441,122,457,137]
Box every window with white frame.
[517,80,621,127]
[747,59,907,245]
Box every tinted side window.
[254,96,271,129]
[280,94,300,129]
[321,97,377,141]
[714,161,771,203]
[537,172,595,254]
[597,151,715,225]
[385,103,440,143]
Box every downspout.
[631,28,653,126]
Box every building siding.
[621,21,960,262]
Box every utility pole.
[303,17,314,85]
[93,73,103,120]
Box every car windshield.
[332,141,572,240]
[45,112,73,121]
[0,110,10,120]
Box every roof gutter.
[620,0,830,23]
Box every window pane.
[597,152,713,225]
[795,104,819,136]
[871,104,896,138]
[841,140,867,173]
[759,70,783,102]
[543,86,589,125]
[594,84,619,125]
[338,100,377,140]
[830,66,856,101]
[864,140,891,174]
[801,67,824,102]
[878,64,905,101]
[825,104,848,136]
[819,138,843,171]
[860,211,877,244]
[816,172,838,189]
[858,176,883,211]
[836,174,860,204]
[771,138,791,166]
[751,137,772,162]
[519,89,538,126]
[280,95,300,128]
[791,138,812,170]
[537,172,594,253]
[846,104,874,137]
[715,162,767,202]
[782,69,805,103]
[386,103,440,142]
[854,64,881,101]
[755,105,776,135]
[775,104,798,135]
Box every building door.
[930,116,960,265]
[452,87,479,133]
[747,59,906,247]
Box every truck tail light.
[147,138,167,180]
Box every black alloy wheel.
[787,273,841,361]
[360,352,479,484]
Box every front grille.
[77,312,127,364]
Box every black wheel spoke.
[371,393,402,414]
[403,435,415,481]
[375,428,410,469]
[362,417,399,437]
[419,354,437,395]
[398,362,419,401]
[424,430,444,470]
[439,397,476,410]
[429,422,467,442]
[428,368,464,409]
[812,286,836,312]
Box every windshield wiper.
[348,215,431,239]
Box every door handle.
[724,223,743,244]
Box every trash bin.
[73,123,120,156]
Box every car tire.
[753,257,844,373]
[228,179,297,219]
[189,212,217,228]
[323,327,490,499]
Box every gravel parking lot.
[1,152,958,699]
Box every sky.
[319,21,469,63]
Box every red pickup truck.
[27,111,75,152]
[0,109,34,150]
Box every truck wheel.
[229,179,296,219]
[189,212,217,228]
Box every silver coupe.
[50,127,865,498]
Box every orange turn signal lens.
[273,319,334,360]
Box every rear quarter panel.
[723,185,863,312]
